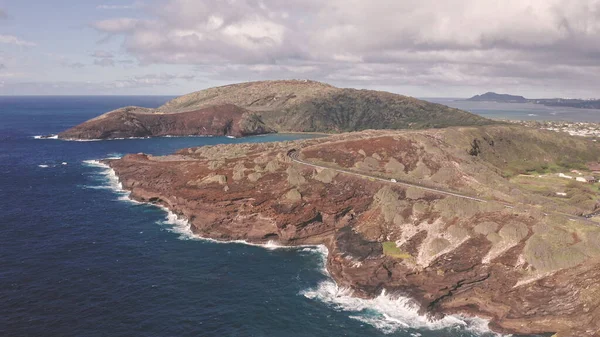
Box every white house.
[558,173,573,179]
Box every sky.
[1,0,600,97]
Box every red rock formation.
[58,104,273,139]
[106,128,600,337]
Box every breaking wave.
[45,135,216,142]
[33,134,58,139]
[156,208,328,265]
[81,158,139,204]
[301,281,504,336]
[38,162,67,168]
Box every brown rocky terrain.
[58,104,273,139]
[59,80,492,139]
[107,125,600,337]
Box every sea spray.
[37,134,215,142]
[33,134,58,139]
[81,159,139,205]
[301,280,505,336]
[157,207,329,261]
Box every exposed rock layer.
[58,104,273,139]
[107,126,600,337]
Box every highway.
[287,149,488,203]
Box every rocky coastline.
[58,104,274,140]
[105,127,600,337]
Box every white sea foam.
[301,280,504,336]
[33,134,58,139]
[156,209,329,263]
[81,158,139,204]
[62,134,216,142]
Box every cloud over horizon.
[2,0,600,96]
[0,34,36,47]
[86,0,600,97]
[96,2,142,10]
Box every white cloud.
[91,50,114,58]
[82,0,600,96]
[0,73,197,95]
[111,73,195,88]
[0,34,36,47]
[96,2,143,10]
[92,18,140,33]
[94,58,116,67]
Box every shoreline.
[85,157,508,337]
[35,131,330,142]
[91,125,600,336]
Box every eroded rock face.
[58,104,274,140]
[107,127,600,337]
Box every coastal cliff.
[58,104,274,139]
[107,125,600,336]
[59,80,492,140]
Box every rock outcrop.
[58,104,273,139]
[59,80,493,140]
[107,126,600,336]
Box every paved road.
[287,149,488,203]
[286,149,600,225]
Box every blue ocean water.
[424,97,600,122]
[0,96,532,337]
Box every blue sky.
[0,0,203,95]
[1,0,600,97]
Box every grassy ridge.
[158,80,494,133]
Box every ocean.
[0,96,536,337]
[424,98,600,122]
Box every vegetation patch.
[382,241,412,259]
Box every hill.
[466,92,528,103]
[58,80,493,139]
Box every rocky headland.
[107,125,600,337]
[58,104,274,139]
[59,80,492,140]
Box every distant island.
[466,91,600,109]
[468,92,528,103]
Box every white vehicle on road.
[390,179,397,183]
